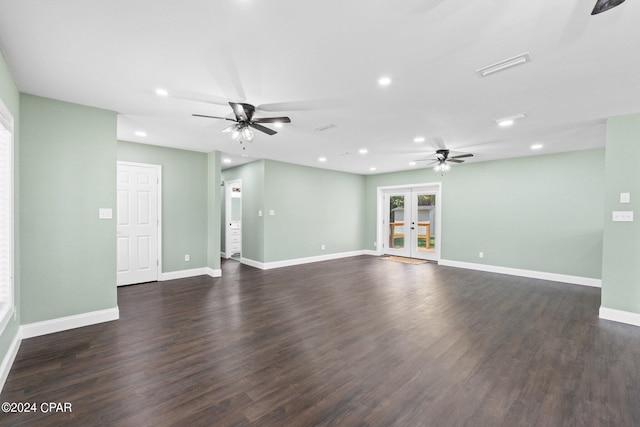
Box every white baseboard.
[362,250,380,256]
[220,252,227,258]
[21,307,120,339]
[160,268,207,280]
[160,267,221,280]
[206,268,222,278]
[599,307,640,327]
[0,330,21,394]
[242,250,369,270]
[438,259,602,288]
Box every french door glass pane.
[416,194,436,253]
[389,195,405,249]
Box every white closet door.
[117,163,159,286]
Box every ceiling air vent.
[314,123,336,132]
[476,53,532,78]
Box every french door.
[383,187,439,261]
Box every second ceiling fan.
[193,102,291,141]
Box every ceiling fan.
[193,102,291,142]
[416,149,473,174]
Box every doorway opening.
[377,183,441,262]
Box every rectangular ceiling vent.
[314,123,336,132]
[476,52,532,78]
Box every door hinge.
[157,259,159,266]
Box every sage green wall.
[601,113,640,314]
[221,160,265,262]
[207,151,221,271]
[117,141,209,272]
[263,160,366,263]
[0,51,20,370]
[20,94,117,324]
[365,149,605,279]
[222,160,366,263]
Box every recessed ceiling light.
[495,113,527,127]
[476,53,532,78]
[414,137,425,143]
[359,148,368,154]
[155,88,168,97]
[409,161,417,166]
[378,76,392,86]
[134,131,147,137]
[318,157,327,162]
[223,158,232,163]
[369,167,377,171]
[531,144,543,150]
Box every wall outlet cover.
[98,208,113,219]
[612,211,634,222]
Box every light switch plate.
[612,211,634,222]
[258,210,263,217]
[620,192,631,204]
[99,208,112,219]
[269,210,275,216]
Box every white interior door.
[117,162,160,286]
[225,179,242,259]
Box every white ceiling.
[0,0,637,174]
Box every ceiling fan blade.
[592,0,625,15]
[221,124,238,133]
[249,123,277,135]
[252,117,291,124]
[448,159,464,164]
[449,153,473,159]
[414,157,438,162]
[192,114,236,121]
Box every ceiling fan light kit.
[591,0,625,15]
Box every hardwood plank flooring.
[1,256,640,426]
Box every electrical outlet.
[185,254,190,262]
[321,244,326,250]
[479,252,484,259]
[373,241,377,247]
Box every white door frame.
[117,161,162,283]
[225,178,242,259]
[376,182,442,261]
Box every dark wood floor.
[2,256,640,426]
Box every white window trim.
[0,97,15,334]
